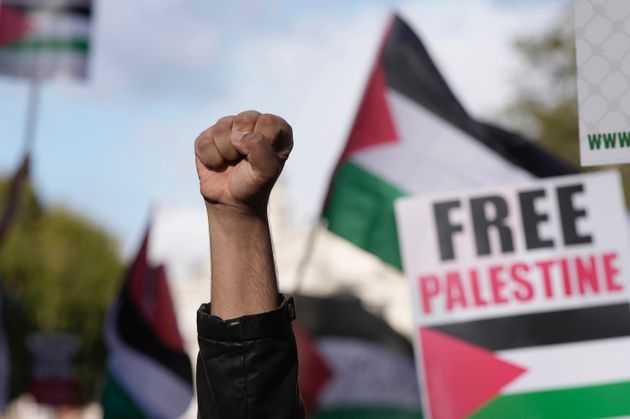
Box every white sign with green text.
[575,0,630,166]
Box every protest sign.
[27,332,81,406]
[396,171,630,418]
[575,0,630,166]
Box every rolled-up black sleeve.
[196,296,305,419]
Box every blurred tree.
[503,12,630,204]
[0,176,123,403]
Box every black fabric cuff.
[197,295,296,342]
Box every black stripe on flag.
[430,303,630,351]
[382,15,575,178]
[5,4,92,17]
[294,295,414,358]
[116,290,193,385]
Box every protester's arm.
[194,111,304,419]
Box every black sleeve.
[196,296,305,419]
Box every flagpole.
[23,78,41,154]
[0,76,40,256]
[292,218,323,295]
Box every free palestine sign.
[396,171,630,419]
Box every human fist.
[194,111,293,216]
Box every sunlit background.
[0,0,594,417]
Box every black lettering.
[557,184,592,246]
[433,200,463,261]
[519,189,554,250]
[470,196,514,256]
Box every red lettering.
[419,275,440,314]
[560,258,573,297]
[603,252,623,292]
[489,265,508,304]
[511,263,533,302]
[575,255,599,295]
[445,272,468,312]
[535,260,555,299]
[469,269,488,307]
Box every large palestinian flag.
[294,295,423,419]
[421,304,630,419]
[323,14,574,270]
[0,0,91,79]
[101,228,193,418]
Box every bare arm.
[194,110,293,319]
[206,208,278,318]
[194,111,302,418]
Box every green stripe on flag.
[472,380,630,419]
[316,407,423,419]
[324,160,406,269]
[0,38,89,53]
[101,372,146,419]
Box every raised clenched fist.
[194,111,293,215]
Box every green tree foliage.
[504,13,630,204]
[0,177,123,403]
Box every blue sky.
[0,0,570,256]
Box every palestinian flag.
[0,0,92,79]
[294,295,423,419]
[323,14,574,270]
[421,303,630,419]
[101,228,193,418]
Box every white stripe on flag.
[499,337,630,394]
[28,12,91,39]
[317,337,421,409]
[351,89,533,194]
[104,305,193,418]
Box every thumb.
[234,132,282,184]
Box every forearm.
[195,111,303,418]
[207,204,279,319]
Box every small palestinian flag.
[101,228,193,418]
[323,14,574,270]
[295,295,422,419]
[0,0,92,80]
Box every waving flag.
[0,0,92,79]
[323,14,574,270]
[101,228,193,418]
[295,295,422,419]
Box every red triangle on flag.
[127,228,185,352]
[294,321,332,414]
[341,62,399,160]
[0,6,32,46]
[420,328,525,419]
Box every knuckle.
[215,115,233,125]
[194,135,203,151]
[257,113,278,128]
[194,133,209,153]
[213,118,232,133]
[234,110,260,126]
